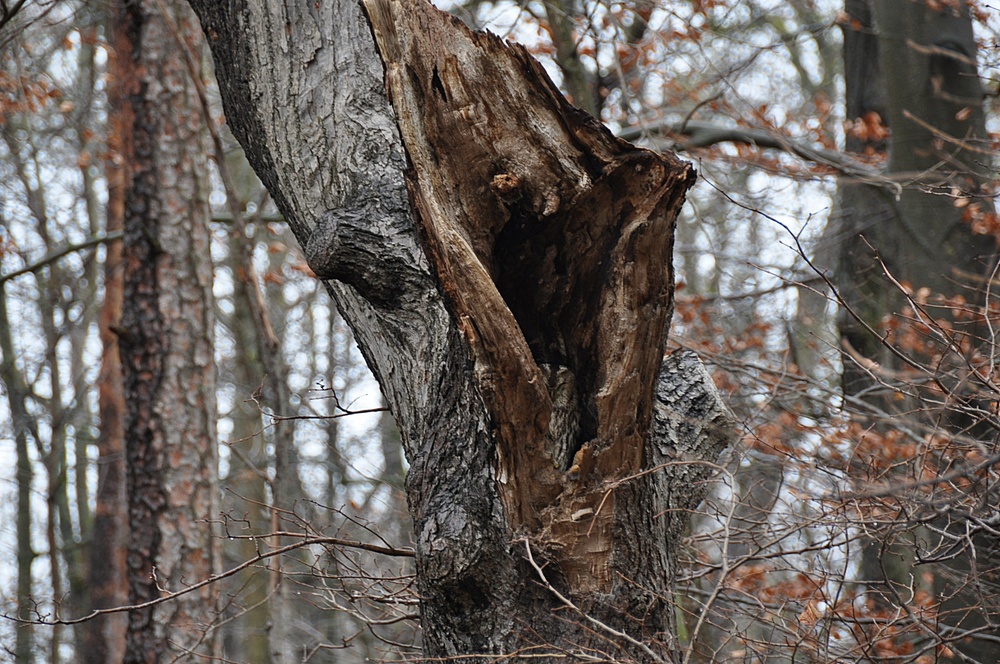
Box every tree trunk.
[869,4,999,660]
[82,10,130,661]
[836,0,994,386]
[219,234,274,664]
[834,1,998,659]
[0,281,36,664]
[833,0,897,398]
[870,0,995,293]
[114,0,220,660]
[188,0,734,659]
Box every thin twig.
[0,231,122,285]
[2,535,413,627]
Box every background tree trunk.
[82,7,130,660]
[188,0,734,659]
[115,0,220,660]
[834,1,998,659]
[219,245,275,664]
[0,274,36,664]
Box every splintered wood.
[362,0,694,592]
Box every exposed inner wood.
[362,0,694,592]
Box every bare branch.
[620,120,903,192]
[2,534,414,628]
[0,231,123,286]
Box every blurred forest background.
[1,0,999,662]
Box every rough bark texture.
[188,0,732,659]
[116,0,219,661]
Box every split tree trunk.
[188,0,734,660]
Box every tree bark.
[188,0,733,659]
[115,0,220,660]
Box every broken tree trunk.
[189,0,734,660]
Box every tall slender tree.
[113,0,220,660]
[83,7,130,661]
[0,273,36,664]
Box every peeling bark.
[188,0,732,659]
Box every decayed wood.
[362,0,695,590]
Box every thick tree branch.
[620,119,904,190]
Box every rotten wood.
[359,0,695,590]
